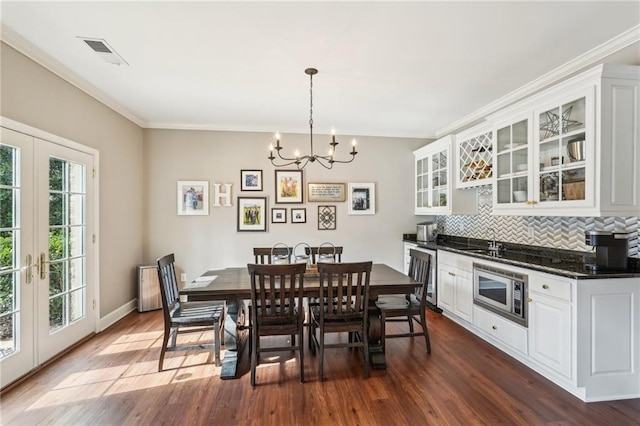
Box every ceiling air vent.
[78,37,128,66]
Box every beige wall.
[143,129,426,281]
[0,42,144,318]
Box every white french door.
[1,125,97,388]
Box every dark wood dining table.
[180,263,418,379]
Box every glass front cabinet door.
[414,136,451,214]
[494,114,532,208]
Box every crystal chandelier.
[269,68,358,170]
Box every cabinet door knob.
[527,297,533,303]
[542,284,549,290]
[448,271,455,276]
[492,325,497,330]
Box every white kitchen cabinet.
[455,123,494,189]
[527,274,573,379]
[403,242,417,275]
[437,251,472,322]
[489,63,639,216]
[473,305,528,354]
[414,136,477,215]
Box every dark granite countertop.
[403,234,640,280]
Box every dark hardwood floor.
[1,309,639,425]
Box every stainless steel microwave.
[473,263,527,327]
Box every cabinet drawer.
[437,250,473,271]
[473,305,528,354]
[529,274,572,302]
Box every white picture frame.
[348,182,375,215]
[177,180,209,216]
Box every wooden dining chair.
[305,245,343,264]
[247,262,307,386]
[375,249,432,353]
[156,253,225,371]
[253,247,292,264]
[310,261,373,381]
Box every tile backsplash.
[436,186,639,258]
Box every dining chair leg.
[420,309,431,353]
[380,310,387,354]
[363,329,370,379]
[159,325,171,372]
[214,319,221,366]
[408,315,414,333]
[298,327,305,383]
[170,326,178,348]
[318,330,325,381]
[250,326,258,386]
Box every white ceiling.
[1,1,639,139]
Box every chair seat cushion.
[375,294,420,310]
[171,301,224,324]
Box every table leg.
[220,297,246,379]
[367,306,387,370]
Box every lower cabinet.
[435,250,640,402]
[437,252,472,322]
[527,275,573,379]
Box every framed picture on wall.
[275,170,304,203]
[348,182,375,215]
[240,169,263,191]
[318,205,336,230]
[237,197,267,231]
[177,180,209,215]
[271,208,287,224]
[291,208,306,223]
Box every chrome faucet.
[487,228,502,253]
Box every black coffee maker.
[584,231,629,272]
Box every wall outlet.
[527,226,535,238]
[180,273,187,282]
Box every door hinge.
[92,168,96,178]
[92,234,96,243]
[93,300,96,310]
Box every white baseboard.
[99,299,138,331]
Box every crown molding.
[0,24,146,128]
[436,24,640,138]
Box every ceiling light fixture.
[269,68,357,170]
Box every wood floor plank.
[1,309,639,425]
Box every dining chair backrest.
[305,246,344,264]
[253,247,292,264]
[157,253,181,320]
[317,261,372,322]
[247,263,307,323]
[408,249,431,305]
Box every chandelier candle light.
[268,68,358,170]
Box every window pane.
[0,231,14,270]
[49,261,65,296]
[0,188,13,229]
[69,289,84,322]
[0,313,16,358]
[49,228,65,261]
[69,226,84,258]
[68,162,85,193]
[0,145,14,186]
[49,294,66,333]
[49,158,65,191]
[0,273,14,315]
[69,194,85,225]
[49,192,64,226]
[69,257,84,290]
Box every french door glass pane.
[48,157,86,334]
[0,145,18,358]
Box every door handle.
[39,253,49,280]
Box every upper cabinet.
[414,135,477,215]
[455,124,494,189]
[490,64,639,216]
